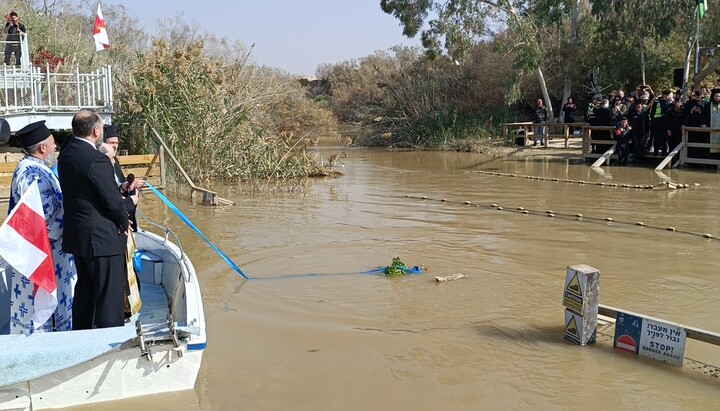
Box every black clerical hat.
[16,121,51,149]
[103,124,118,142]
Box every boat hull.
[0,345,202,410]
[0,228,207,410]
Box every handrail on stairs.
[145,120,235,206]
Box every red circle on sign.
[616,334,637,353]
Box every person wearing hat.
[58,109,137,330]
[7,120,77,334]
[103,124,125,186]
[103,124,143,231]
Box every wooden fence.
[502,121,586,149]
[582,126,720,169]
[677,127,720,169]
[0,152,164,202]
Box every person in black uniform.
[628,103,648,163]
[58,109,137,329]
[665,99,684,152]
[684,91,706,159]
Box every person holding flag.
[2,121,76,334]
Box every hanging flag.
[0,179,57,326]
[93,3,110,51]
[698,0,708,18]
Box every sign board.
[562,265,599,317]
[563,272,585,314]
[638,318,686,366]
[614,312,686,366]
[614,312,642,354]
[564,309,595,345]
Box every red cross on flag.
[93,3,110,51]
[0,179,57,327]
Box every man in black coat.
[58,109,137,329]
[684,91,707,159]
[590,98,612,153]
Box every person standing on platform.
[703,89,720,158]
[58,109,137,329]
[666,99,684,152]
[532,98,548,146]
[591,98,612,153]
[562,97,577,134]
[683,91,706,159]
[3,11,25,66]
[613,117,632,166]
[647,95,668,156]
[628,102,649,163]
[7,121,76,334]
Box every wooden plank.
[654,142,684,171]
[118,154,157,165]
[0,162,17,173]
[0,176,11,186]
[682,158,720,166]
[591,143,617,167]
[598,304,720,346]
[122,166,158,178]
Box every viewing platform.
[0,35,113,140]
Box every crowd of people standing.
[533,82,720,165]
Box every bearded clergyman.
[7,121,76,334]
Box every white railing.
[0,63,113,114]
[0,34,113,116]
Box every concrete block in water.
[562,265,600,345]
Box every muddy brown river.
[79,148,720,410]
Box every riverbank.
[449,135,584,160]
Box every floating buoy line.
[472,170,698,191]
[404,195,716,241]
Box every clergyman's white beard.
[46,151,58,168]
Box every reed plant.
[114,39,337,182]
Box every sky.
[100,0,422,76]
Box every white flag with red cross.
[93,3,110,51]
[0,179,57,326]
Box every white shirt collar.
[74,136,97,149]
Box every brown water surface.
[80,149,720,410]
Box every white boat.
[0,222,207,410]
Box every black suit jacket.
[112,158,124,186]
[58,137,131,257]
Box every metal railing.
[0,35,113,117]
[0,63,113,114]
